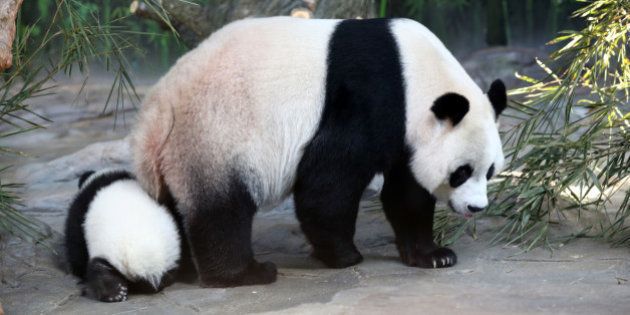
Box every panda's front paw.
[312,246,363,268]
[399,245,457,268]
[423,247,457,268]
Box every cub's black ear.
[431,93,470,126]
[487,79,507,117]
[78,170,95,188]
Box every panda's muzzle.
[447,201,481,219]
[467,205,485,213]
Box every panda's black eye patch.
[486,164,495,180]
[449,164,473,188]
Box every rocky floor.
[1,48,629,314]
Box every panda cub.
[64,169,181,302]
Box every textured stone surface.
[2,212,629,314]
[462,46,543,90]
[2,51,629,314]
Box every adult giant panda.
[64,169,183,302]
[131,17,507,287]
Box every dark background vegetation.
[17,0,585,72]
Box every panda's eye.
[486,164,495,180]
[449,164,473,188]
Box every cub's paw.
[200,260,277,287]
[84,257,129,302]
[102,283,128,302]
[84,280,128,303]
[313,248,363,269]
[400,246,457,269]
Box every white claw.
[441,258,446,266]
[432,258,437,268]
[447,257,451,265]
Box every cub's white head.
[409,80,507,217]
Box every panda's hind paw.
[199,260,278,287]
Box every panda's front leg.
[294,184,366,268]
[294,155,374,268]
[381,163,457,268]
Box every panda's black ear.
[488,79,507,117]
[431,93,470,126]
[78,170,95,188]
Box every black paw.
[200,260,277,287]
[83,278,129,303]
[101,283,128,303]
[240,261,277,285]
[399,246,457,268]
[312,246,363,268]
[84,258,129,302]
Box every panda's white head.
[409,80,507,217]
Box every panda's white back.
[133,17,340,209]
[83,179,180,287]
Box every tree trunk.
[131,0,376,47]
[313,0,375,19]
[485,0,507,46]
[0,0,24,70]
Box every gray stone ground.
[1,48,629,314]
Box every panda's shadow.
[49,235,73,273]
[256,251,401,271]
[251,211,399,270]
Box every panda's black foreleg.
[183,174,277,287]
[380,163,457,269]
[294,160,373,268]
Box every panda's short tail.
[132,103,176,204]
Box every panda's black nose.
[467,205,485,213]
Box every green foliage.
[1,0,143,243]
[19,0,185,71]
[490,0,630,248]
[0,169,52,247]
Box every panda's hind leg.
[183,173,277,287]
[83,257,129,302]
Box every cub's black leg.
[381,163,457,268]
[294,156,374,268]
[183,174,276,287]
[83,258,129,302]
